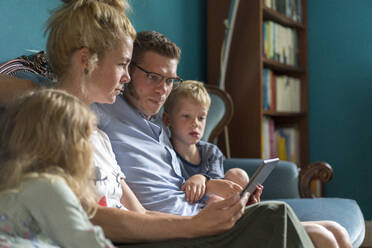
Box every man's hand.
[206,179,243,199]
[191,192,249,236]
[181,174,207,203]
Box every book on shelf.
[262,116,300,164]
[262,0,302,23]
[263,21,298,66]
[262,69,300,112]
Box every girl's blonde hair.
[0,89,98,217]
[164,80,211,114]
[46,0,136,79]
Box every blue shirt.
[177,141,225,180]
[92,95,203,216]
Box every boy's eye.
[198,116,206,121]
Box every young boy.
[163,80,250,203]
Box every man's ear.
[162,112,171,126]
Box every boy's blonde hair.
[0,89,98,217]
[46,0,136,79]
[164,80,211,114]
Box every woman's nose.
[121,70,131,84]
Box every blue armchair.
[203,84,365,248]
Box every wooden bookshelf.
[207,0,309,167]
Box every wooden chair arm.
[299,161,334,198]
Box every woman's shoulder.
[91,129,110,144]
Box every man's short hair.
[132,31,181,65]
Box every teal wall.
[308,0,372,219]
[0,0,206,81]
[128,0,206,81]
[0,0,59,62]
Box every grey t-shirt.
[177,141,225,180]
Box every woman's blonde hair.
[0,89,98,217]
[164,80,211,114]
[46,0,136,79]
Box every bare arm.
[91,205,194,243]
[206,179,243,198]
[0,74,40,105]
[120,179,146,213]
[92,179,249,243]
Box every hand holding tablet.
[240,158,279,197]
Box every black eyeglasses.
[133,62,183,86]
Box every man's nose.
[155,79,168,94]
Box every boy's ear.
[162,112,171,126]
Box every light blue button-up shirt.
[92,95,203,216]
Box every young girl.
[0,89,114,247]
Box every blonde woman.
[0,0,317,247]
[0,89,114,247]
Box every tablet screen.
[240,158,279,197]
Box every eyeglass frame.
[132,62,183,86]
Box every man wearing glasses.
[92,31,206,215]
[94,30,262,215]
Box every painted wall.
[0,0,206,81]
[129,0,206,81]
[308,0,372,219]
[0,0,59,62]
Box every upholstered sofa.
[0,53,366,247]
[225,159,365,248]
[204,85,365,248]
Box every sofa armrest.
[224,158,301,199]
[299,161,334,198]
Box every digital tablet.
[240,158,279,197]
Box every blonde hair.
[46,0,136,79]
[0,89,98,217]
[164,80,211,114]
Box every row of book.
[263,0,302,23]
[263,21,298,66]
[262,116,299,164]
[263,69,301,112]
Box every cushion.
[224,158,301,199]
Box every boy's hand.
[181,174,207,203]
[247,184,263,205]
[206,179,243,199]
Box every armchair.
[203,84,365,248]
